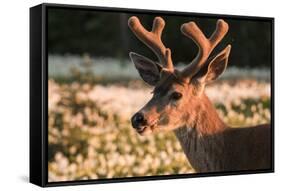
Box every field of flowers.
[48,77,271,182]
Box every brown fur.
[129,16,272,173]
[174,93,271,172]
[133,72,272,172]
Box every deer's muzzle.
[131,112,147,132]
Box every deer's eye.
[170,92,182,100]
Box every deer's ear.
[195,45,231,84]
[130,52,162,86]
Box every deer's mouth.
[136,126,146,134]
[136,120,158,135]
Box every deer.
[128,16,272,173]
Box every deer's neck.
[174,94,229,172]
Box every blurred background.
[47,7,272,182]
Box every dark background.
[48,8,272,68]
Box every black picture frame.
[30,3,275,187]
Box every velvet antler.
[128,16,174,71]
[180,19,229,77]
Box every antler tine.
[181,19,229,77]
[128,16,174,71]
[209,19,229,47]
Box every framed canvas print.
[30,3,274,187]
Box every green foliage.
[48,8,272,67]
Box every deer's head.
[129,16,231,135]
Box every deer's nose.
[131,112,146,129]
